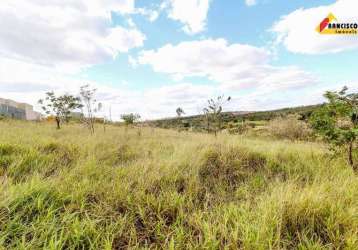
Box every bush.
[39,142,78,167]
[198,146,267,192]
[267,115,313,141]
[0,144,23,175]
[227,122,251,135]
[95,143,137,166]
[277,188,356,249]
[0,144,21,156]
[0,142,78,182]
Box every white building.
[0,98,41,120]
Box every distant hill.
[146,104,322,131]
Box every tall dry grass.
[0,120,357,249]
[267,115,313,141]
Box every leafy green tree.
[203,95,231,136]
[121,113,141,126]
[310,86,357,170]
[39,92,82,129]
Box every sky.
[0,0,357,120]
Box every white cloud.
[0,0,217,120]
[0,54,217,120]
[0,0,145,72]
[0,0,148,117]
[272,0,358,54]
[128,56,139,68]
[0,77,219,120]
[138,39,269,77]
[3,78,354,120]
[141,83,217,118]
[72,83,216,120]
[165,0,211,34]
[245,0,257,7]
[137,39,317,91]
[135,8,160,22]
[0,57,96,111]
[1,54,351,120]
[1,1,352,120]
[0,0,149,118]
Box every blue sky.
[82,0,349,88]
[0,0,357,119]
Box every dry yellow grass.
[0,120,357,249]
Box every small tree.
[38,92,82,129]
[203,95,231,136]
[310,86,357,170]
[79,85,101,134]
[176,107,185,118]
[175,107,186,132]
[121,113,141,126]
[202,108,211,133]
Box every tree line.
[38,86,357,170]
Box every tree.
[176,107,185,118]
[121,113,141,126]
[79,85,101,134]
[39,92,82,129]
[203,95,231,136]
[310,86,358,170]
[175,107,186,132]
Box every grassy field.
[0,120,357,249]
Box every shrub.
[310,86,358,169]
[146,176,187,195]
[267,115,313,141]
[227,122,252,135]
[95,143,137,166]
[0,142,78,181]
[0,144,21,156]
[198,146,267,192]
[39,142,78,167]
[0,186,69,248]
[0,144,23,175]
[277,191,355,249]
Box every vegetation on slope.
[0,120,357,249]
[148,104,321,132]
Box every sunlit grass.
[0,120,357,249]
